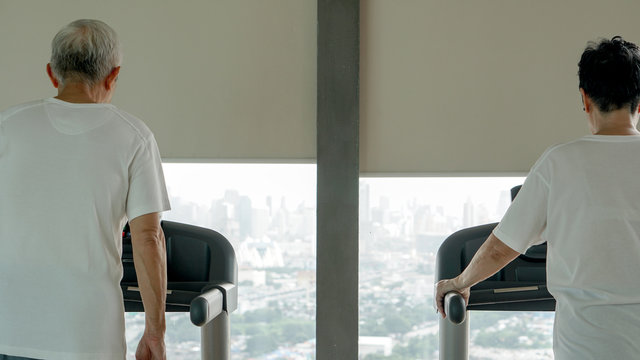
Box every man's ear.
[46,63,59,89]
[579,88,592,113]
[105,66,121,91]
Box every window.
[358,177,554,360]
[125,163,316,359]
[125,171,554,359]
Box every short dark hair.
[578,36,640,113]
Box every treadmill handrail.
[191,288,225,327]
[445,285,555,325]
[121,221,238,360]
[444,292,466,325]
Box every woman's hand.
[435,278,470,319]
[434,233,520,319]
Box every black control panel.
[120,221,233,312]
[436,185,555,312]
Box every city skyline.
[127,164,546,359]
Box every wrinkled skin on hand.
[435,278,470,319]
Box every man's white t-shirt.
[494,135,640,359]
[0,98,171,360]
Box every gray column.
[316,0,360,359]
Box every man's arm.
[129,212,167,358]
[435,233,520,318]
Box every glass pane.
[126,163,316,359]
[469,311,554,359]
[358,177,553,359]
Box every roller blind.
[0,0,316,161]
[360,0,640,173]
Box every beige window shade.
[0,0,316,161]
[360,0,640,174]
[6,1,639,171]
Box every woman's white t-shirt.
[494,135,640,359]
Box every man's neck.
[55,82,111,104]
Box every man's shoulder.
[0,99,46,121]
[107,106,155,142]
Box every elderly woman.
[0,20,170,360]
[436,36,640,359]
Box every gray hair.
[50,19,122,86]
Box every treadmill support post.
[201,311,230,360]
[438,311,469,360]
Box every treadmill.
[435,186,555,360]
[121,221,238,360]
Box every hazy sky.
[365,176,525,215]
[163,163,317,208]
[162,163,525,219]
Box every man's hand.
[435,278,470,319]
[135,331,166,360]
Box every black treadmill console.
[121,221,238,313]
[435,185,555,312]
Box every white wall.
[361,0,640,173]
[0,0,317,161]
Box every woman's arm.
[435,233,520,319]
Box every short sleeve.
[493,158,550,254]
[126,134,171,221]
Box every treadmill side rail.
[122,221,238,360]
[439,313,469,360]
[436,216,554,359]
[189,286,233,360]
[191,288,225,327]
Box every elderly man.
[436,36,640,359]
[0,20,170,359]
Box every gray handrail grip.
[190,288,224,327]
[444,292,466,325]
